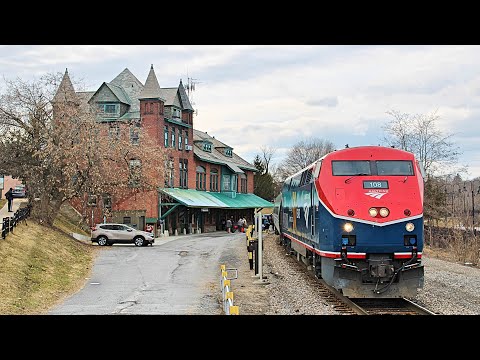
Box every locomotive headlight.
[406,222,415,232]
[379,207,390,217]
[369,208,378,217]
[343,222,354,232]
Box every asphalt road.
[49,231,245,315]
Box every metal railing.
[2,204,31,240]
[220,264,239,315]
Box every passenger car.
[91,223,155,246]
[12,184,26,198]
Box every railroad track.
[284,244,435,315]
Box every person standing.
[226,217,232,233]
[5,187,13,212]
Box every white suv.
[91,223,155,247]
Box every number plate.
[363,180,388,189]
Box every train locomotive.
[272,146,425,298]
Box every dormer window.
[172,107,181,119]
[225,148,233,157]
[97,103,119,116]
[203,142,212,152]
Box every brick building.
[53,65,271,235]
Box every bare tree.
[0,73,166,226]
[383,110,461,176]
[260,146,276,175]
[277,137,335,180]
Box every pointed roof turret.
[52,68,79,104]
[139,64,165,101]
[178,78,194,111]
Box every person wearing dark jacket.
[5,187,13,212]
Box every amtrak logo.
[365,190,388,199]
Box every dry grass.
[0,199,6,209]
[0,207,97,314]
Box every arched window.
[196,166,206,190]
[210,168,218,192]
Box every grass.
[0,204,97,314]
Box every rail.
[2,204,32,240]
[220,264,239,315]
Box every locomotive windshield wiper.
[345,173,370,183]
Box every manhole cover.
[179,251,188,256]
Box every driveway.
[49,231,245,314]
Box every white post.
[258,209,263,280]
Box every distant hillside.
[0,203,97,314]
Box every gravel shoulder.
[234,232,480,315]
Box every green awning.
[159,188,272,209]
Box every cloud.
[306,97,338,107]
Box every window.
[185,131,189,147]
[376,161,414,176]
[149,102,154,114]
[172,107,181,119]
[210,168,218,192]
[103,194,112,209]
[171,128,176,148]
[179,159,188,188]
[129,159,142,187]
[130,121,140,145]
[164,126,169,147]
[98,103,118,115]
[225,148,232,157]
[196,166,206,190]
[159,102,164,115]
[231,175,237,193]
[123,217,131,224]
[332,161,371,176]
[164,157,174,187]
[222,174,231,191]
[203,142,212,152]
[108,123,120,140]
[240,174,247,193]
[178,131,183,150]
[87,194,97,206]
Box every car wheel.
[97,236,108,246]
[134,237,145,247]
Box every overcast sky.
[1,45,479,179]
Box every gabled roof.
[139,65,165,100]
[110,68,144,113]
[159,88,178,106]
[105,83,131,105]
[193,129,257,172]
[52,69,79,105]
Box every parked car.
[91,223,155,247]
[12,184,26,198]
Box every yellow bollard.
[222,270,228,278]
[229,306,239,315]
[220,264,226,271]
[226,291,234,300]
[223,279,230,288]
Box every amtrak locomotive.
[273,146,425,298]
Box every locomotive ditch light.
[343,222,354,232]
[379,207,389,217]
[369,208,378,217]
[406,222,415,232]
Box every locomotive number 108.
[363,181,388,189]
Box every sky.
[1,45,479,179]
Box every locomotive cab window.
[376,160,414,176]
[332,161,371,176]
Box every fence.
[220,264,239,315]
[2,204,32,240]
